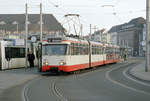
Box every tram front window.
[42,44,67,55]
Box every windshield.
[42,44,67,55]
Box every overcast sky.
[0,0,146,35]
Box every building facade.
[109,17,146,56]
[90,29,110,43]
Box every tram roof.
[42,36,119,47]
[43,36,89,44]
[90,41,103,46]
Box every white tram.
[0,40,26,70]
[38,36,120,72]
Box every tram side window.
[80,44,84,55]
[5,47,25,59]
[92,45,100,55]
[99,46,102,54]
[70,43,78,55]
[78,44,82,55]
[112,47,115,54]
[5,47,11,59]
[105,47,110,54]
[84,44,89,55]
[116,48,120,54]
[68,45,72,55]
[98,46,101,54]
[95,46,98,54]
[92,45,95,54]
[69,43,73,55]
[74,43,79,55]
[69,43,89,55]
[81,44,88,55]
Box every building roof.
[108,17,145,33]
[129,17,145,24]
[0,14,65,32]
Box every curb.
[129,63,150,82]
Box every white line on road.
[105,65,150,96]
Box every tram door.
[37,42,42,72]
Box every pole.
[146,0,150,72]
[38,3,43,71]
[90,24,91,40]
[25,3,28,68]
[16,24,19,38]
[94,26,97,32]
[40,3,43,42]
[81,24,83,37]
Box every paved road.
[23,58,150,101]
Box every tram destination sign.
[47,38,62,42]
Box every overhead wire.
[44,0,145,35]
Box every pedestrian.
[28,51,35,68]
[124,54,127,61]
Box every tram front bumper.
[50,67,58,72]
[42,65,60,72]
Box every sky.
[0,0,146,35]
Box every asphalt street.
[23,58,150,101]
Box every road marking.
[123,67,150,87]
[105,64,150,96]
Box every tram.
[0,40,26,70]
[38,36,120,72]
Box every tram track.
[23,73,70,101]
[23,76,43,101]
[53,59,143,100]
[50,76,68,101]
[22,64,113,101]
[23,59,143,101]
[49,62,132,99]
[49,62,129,101]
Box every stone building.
[109,17,146,56]
[0,14,65,39]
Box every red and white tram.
[38,36,120,72]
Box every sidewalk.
[129,61,150,81]
[0,67,39,94]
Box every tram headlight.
[59,61,66,66]
[44,62,49,65]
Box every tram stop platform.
[0,67,39,95]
